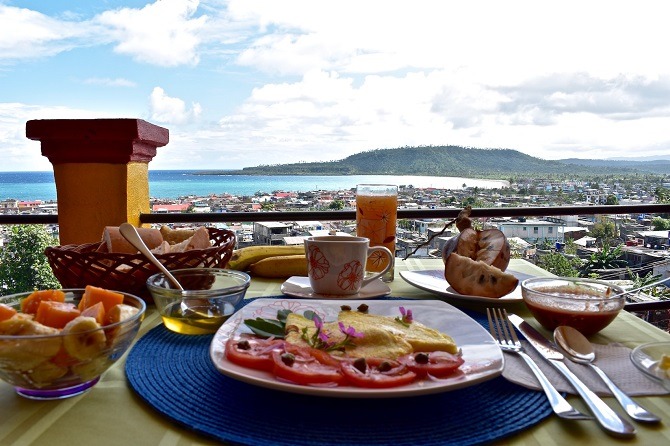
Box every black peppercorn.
[353,357,367,373]
[415,352,429,364]
[236,340,251,350]
[280,353,295,366]
[377,361,392,372]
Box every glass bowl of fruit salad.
[0,286,145,399]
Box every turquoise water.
[0,171,508,201]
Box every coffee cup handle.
[361,246,394,286]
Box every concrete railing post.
[26,119,169,245]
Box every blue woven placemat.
[126,297,552,446]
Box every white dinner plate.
[399,268,534,303]
[209,298,504,398]
[280,276,391,299]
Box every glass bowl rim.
[146,268,251,295]
[520,276,626,303]
[0,288,146,341]
[630,341,670,384]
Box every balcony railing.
[3,203,669,225]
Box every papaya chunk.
[0,303,17,322]
[35,301,81,329]
[78,285,124,312]
[20,290,66,315]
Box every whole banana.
[249,254,308,278]
[227,245,305,272]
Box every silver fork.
[487,308,592,420]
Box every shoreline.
[1,172,510,202]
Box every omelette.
[284,309,458,359]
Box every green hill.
[559,158,670,175]
[220,146,642,178]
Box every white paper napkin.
[502,341,669,396]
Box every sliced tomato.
[225,337,285,372]
[398,351,464,377]
[340,357,417,388]
[272,345,346,386]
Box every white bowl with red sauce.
[521,277,626,336]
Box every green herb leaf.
[244,317,286,338]
[277,309,292,323]
[303,310,318,321]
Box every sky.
[1,0,670,172]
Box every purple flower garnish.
[396,306,413,325]
[338,322,364,338]
[301,313,363,352]
[313,315,323,330]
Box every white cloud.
[0,1,208,67]
[96,0,207,66]
[207,0,670,164]
[82,77,137,87]
[150,87,202,124]
[0,5,95,60]
[227,0,670,79]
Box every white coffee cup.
[304,236,393,295]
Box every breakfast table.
[1,258,668,446]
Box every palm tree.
[627,269,670,300]
[580,244,628,276]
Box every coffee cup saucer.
[280,276,391,300]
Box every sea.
[0,170,509,201]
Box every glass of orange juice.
[356,184,397,282]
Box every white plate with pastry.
[400,268,533,303]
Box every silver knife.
[508,314,636,437]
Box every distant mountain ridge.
[200,146,670,177]
[559,158,670,175]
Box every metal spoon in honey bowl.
[554,325,661,423]
[119,223,229,330]
[118,223,184,291]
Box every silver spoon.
[554,325,661,423]
[118,223,184,291]
[119,224,219,324]
[608,277,670,299]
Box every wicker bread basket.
[45,227,236,302]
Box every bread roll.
[160,226,196,245]
[102,226,163,254]
[169,226,211,252]
[150,241,172,255]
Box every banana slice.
[0,313,35,335]
[106,304,140,325]
[72,356,112,381]
[62,316,107,361]
[105,304,141,345]
[26,361,68,385]
[0,319,62,370]
[0,342,49,371]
